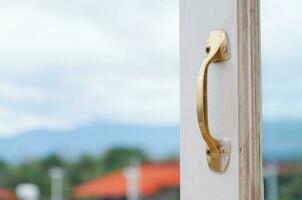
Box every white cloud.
[261,0,302,60]
[0,6,131,69]
[261,0,302,121]
[62,69,179,125]
[0,82,53,102]
[0,107,75,137]
[0,0,178,71]
[0,0,179,137]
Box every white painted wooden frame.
[180,0,262,199]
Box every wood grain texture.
[237,0,263,199]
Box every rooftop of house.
[73,162,180,198]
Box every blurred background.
[262,0,302,199]
[0,0,301,200]
[0,0,179,200]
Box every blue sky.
[0,0,301,137]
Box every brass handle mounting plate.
[197,29,231,174]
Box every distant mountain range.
[263,120,302,162]
[0,122,179,163]
[0,120,301,163]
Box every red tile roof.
[0,189,17,200]
[73,163,179,198]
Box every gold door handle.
[197,29,231,174]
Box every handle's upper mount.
[197,29,231,174]
[205,29,230,63]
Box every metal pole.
[265,164,279,200]
[49,167,65,200]
[124,163,140,200]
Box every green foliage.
[279,173,302,200]
[101,147,149,173]
[0,159,13,187]
[0,147,150,199]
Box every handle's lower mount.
[205,138,231,174]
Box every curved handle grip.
[197,29,231,174]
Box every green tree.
[0,147,154,199]
[0,160,13,187]
[100,147,149,173]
